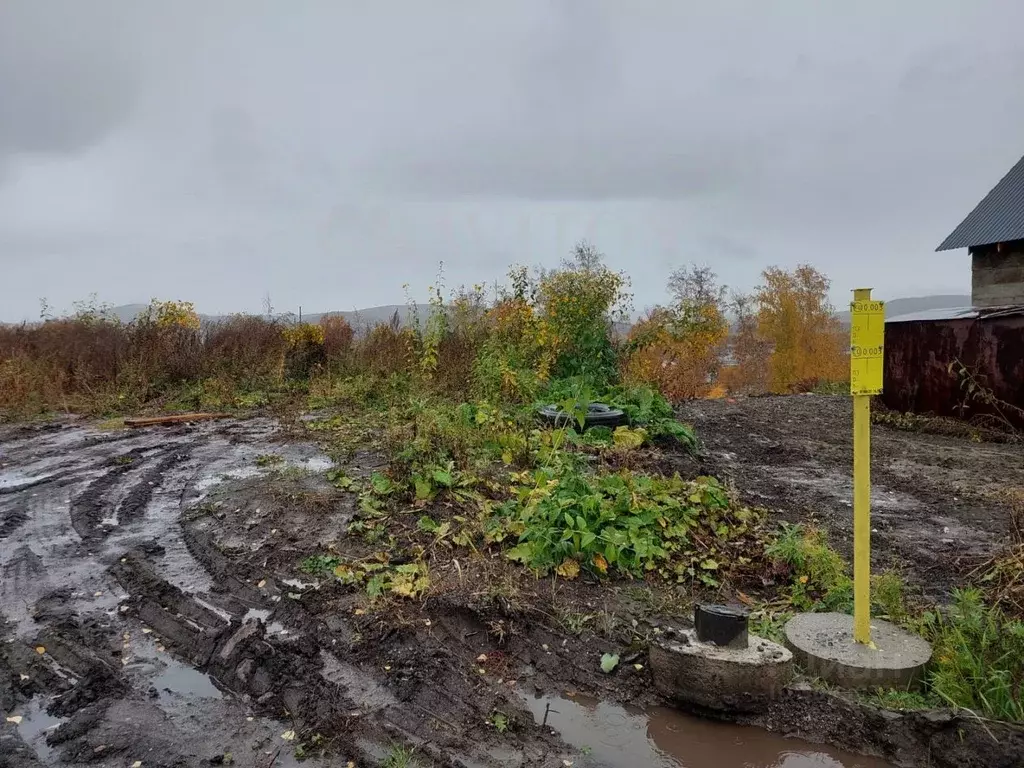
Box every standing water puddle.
[522,694,895,768]
[10,696,66,762]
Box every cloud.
[1,1,1023,320]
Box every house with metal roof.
[937,153,1024,308]
[882,154,1024,426]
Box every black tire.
[537,403,628,430]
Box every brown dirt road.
[681,395,1024,593]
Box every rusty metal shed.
[883,306,1024,427]
[884,152,1024,426]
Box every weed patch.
[919,588,1024,722]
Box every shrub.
[356,313,415,377]
[319,314,354,367]
[536,242,631,385]
[203,315,287,382]
[283,322,326,379]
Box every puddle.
[0,470,58,492]
[522,694,895,768]
[300,456,333,472]
[10,696,65,762]
[151,656,223,700]
[194,465,263,492]
[121,632,223,701]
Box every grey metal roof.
[885,304,1024,323]
[885,306,978,323]
[937,153,1024,251]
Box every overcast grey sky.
[2,1,1023,320]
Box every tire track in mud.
[114,448,193,525]
[0,505,28,539]
[1,546,46,609]
[68,446,193,542]
[1,419,502,767]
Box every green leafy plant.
[488,710,511,733]
[498,468,759,582]
[299,554,342,574]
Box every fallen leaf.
[280,729,296,742]
[34,646,45,655]
[591,553,608,575]
[353,608,366,616]
[5,715,23,725]
[555,558,580,580]
[600,653,619,674]
[735,591,755,606]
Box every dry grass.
[970,490,1024,617]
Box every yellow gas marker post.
[849,289,884,645]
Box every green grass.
[382,744,417,768]
[919,588,1024,722]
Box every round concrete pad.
[784,612,932,690]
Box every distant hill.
[836,295,970,326]
[96,295,973,332]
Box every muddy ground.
[682,395,1024,593]
[1,400,1022,768]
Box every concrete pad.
[784,612,932,690]
[650,628,793,713]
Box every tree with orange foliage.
[755,265,847,393]
[718,292,772,394]
[622,265,729,401]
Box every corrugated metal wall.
[882,315,1024,427]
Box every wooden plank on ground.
[124,412,232,428]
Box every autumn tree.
[755,265,847,393]
[718,291,772,394]
[622,265,729,401]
